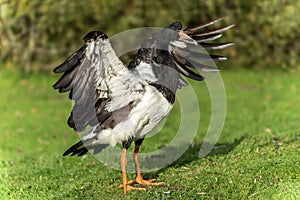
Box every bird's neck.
[128,49,178,104]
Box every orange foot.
[118,176,164,192]
[131,177,164,186]
[120,184,146,193]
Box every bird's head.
[83,31,108,43]
[149,21,184,53]
[167,21,182,31]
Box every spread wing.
[170,17,234,77]
[53,31,144,133]
[128,17,233,94]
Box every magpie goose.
[53,17,234,194]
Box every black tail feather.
[63,140,109,156]
[63,141,84,156]
[70,147,88,156]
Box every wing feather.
[183,17,226,33]
[167,17,234,82]
[53,45,86,73]
[53,33,144,133]
[129,18,233,91]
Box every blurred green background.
[0,0,299,72]
[0,1,299,199]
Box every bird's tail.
[63,139,108,156]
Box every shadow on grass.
[141,136,246,179]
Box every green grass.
[0,69,299,199]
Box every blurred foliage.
[0,0,299,72]
[232,0,300,70]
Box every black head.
[167,21,182,31]
[83,31,108,42]
[156,21,182,46]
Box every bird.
[53,17,233,194]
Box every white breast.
[129,85,173,137]
[95,85,173,146]
[132,62,158,83]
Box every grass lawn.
[0,68,299,199]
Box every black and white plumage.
[53,17,233,193]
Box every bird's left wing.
[129,18,234,92]
[170,17,234,80]
[53,31,144,133]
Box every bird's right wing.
[53,31,144,132]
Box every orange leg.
[120,148,146,194]
[119,146,164,193]
[132,145,164,185]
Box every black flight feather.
[53,45,86,73]
[183,17,226,33]
[191,24,235,37]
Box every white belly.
[132,85,173,138]
[95,85,173,146]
